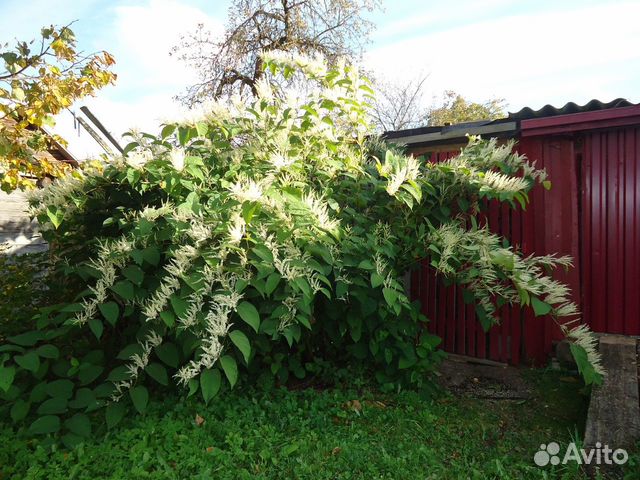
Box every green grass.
[1,369,591,480]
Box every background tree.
[172,0,379,106]
[369,73,429,132]
[0,25,116,192]
[427,90,506,126]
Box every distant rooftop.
[384,98,639,148]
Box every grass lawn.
[1,368,594,480]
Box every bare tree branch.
[172,0,380,107]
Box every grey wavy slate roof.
[507,98,634,121]
[384,98,638,147]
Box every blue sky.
[1,0,638,157]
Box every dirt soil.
[437,356,532,399]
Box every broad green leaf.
[46,379,75,399]
[129,385,149,414]
[200,368,221,404]
[61,433,84,449]
[0,365,16,392]
[36,344,59,359]
[145,363,168,385]
[7,331,45,346]
[68,388,96,409]
[531,296,552,317]
[155,343,179,368]
[98,302,120,326]
[106,402,126,429]
[142,246,161,266]
[37,397,68,415]
[219,355,238,388]
[15,351,40,372]
[170,295,189,318]
[65,413,91,438]
[229,330,251,363]
[10,399,29,422]
[161,124,176,139]
[187,378,199,398]
[111,280,134,301]
[382,288,398,307]
[236,301,260,333]
[29,415,60,435]
[88,319,104,340]
[370,272,384,288]
[265,272,281,295]
[116,344,143,361]
[570,343,603,386]
[46,205,63,229]
[77,364,104,385]
[160,310,175,328]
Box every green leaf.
[570,343,603,386]
[531,296,552,317]
[88,318,104,340]
[382,288,398,307]
[0,365,16,392]
[187,378,199,398]
[46,205,63,229]
[145,363,168,386]
[10,399,30,422]
[358,260,374,270]
[107,366,132,383]
[229,330,251,363]
[15,351,40,372]
[219,355,238,388]
[65,413,91,438]
[106,402,126,429]
[236,301,260,333]
[142,246,161,266]
[170,295,189,318]
[195,122,208,136]
[36,344,59,359]
[68,388,96,409]
[265,272,281,296]
[37,397,68,415]
[29,415,61,435]
[160,310,175,328]
[46,379,75,399]
[98,302,120,326]
[200,368,221,404]
[161,124,176,139]
[155,343,179,368]
[122,265,144,285]
[370,272,384,288]
[61,433,84,449]
[111,280,134,301]
[129,385,149,414]
[77,364,104,385]
[7,331,45,346]
[116,344,143,361]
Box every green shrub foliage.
[0,53,602,441]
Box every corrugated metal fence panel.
[412,138,582,365]
[582,127,640,335]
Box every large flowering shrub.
[0,53,601,442]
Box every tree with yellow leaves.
[0,24,116,192]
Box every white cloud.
[365,1,640,112]
[53,0,224,159]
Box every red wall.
[410,126,640,365]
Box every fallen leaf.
[331,447,342,456]
[206,446,214,453]
[195,414,205,426]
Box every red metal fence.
[410,124,640,365]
